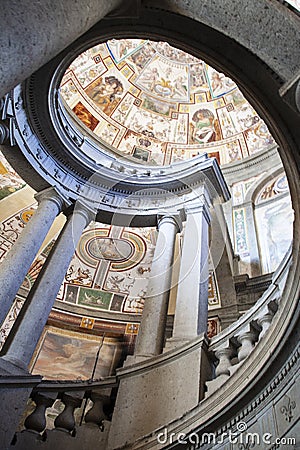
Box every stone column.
[134,213,181,358]
[171,195,211,342]
[1,203,93,369]
[243,201,262,276]
[0,0,122,98]
[0,187,64,325]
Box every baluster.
[257,313,274,340]
[24,392,57,433]
[256,302,277,340]
[205,342,236,396]
[85,389,111,426]
[215,345,234,377]
[54,392,84,432]
[236,324,259,362]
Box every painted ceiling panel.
[60,39,275,167]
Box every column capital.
[66,200,96,225]
[157,212,183,233]
[34,187,65,210]
[185,200,211,225]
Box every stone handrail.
[206,247,292,395]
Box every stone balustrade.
[206,247,291,396]
[11,378,117,449]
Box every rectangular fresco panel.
[78,287,112,310]
[73,102,99,131]
[233,208,250,257]
[110,294,125,312]
[208,271,221,309]
[207,317,220,338]
[132,147,150,162]
[65,284,78,304]
[31,327,121,380]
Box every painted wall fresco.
[230,173,293,274]
[207,317,220,339]
[0,296,24,350]
[255,175,293,273]
[0,204,39,349]
[60,39,275,167]
[0,199,223,350]
[31,326,122,380]
[256,173,290,203]
[0,203,37,262]
[231,175,262,206]
[57,223,157,314]
[0,150,26,200]
[208,270,221,309]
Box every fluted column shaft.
[0,187,63,325]
[1,203,92,369]
[172,199,211,340]
[134,214,181,357]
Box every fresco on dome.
[72,102,99,131]
[60,39,275,166]
[107,39,147,63]
[206,65,235,98]
[0,150,26,200]
[85,74,124,116]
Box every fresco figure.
[86,76,123,115]
[191,109,217,143]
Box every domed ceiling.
[60,39,275,166]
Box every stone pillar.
[134,214,181,357]
[232,200,261,277]
[0,0,122,98]
[243,201,262,277]
[171,194,211,342]
[0,187,64,326]
[1,203,93,369]
[210,207,238,328]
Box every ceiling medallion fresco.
[86,237,134,262]
[60,39,275,167]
